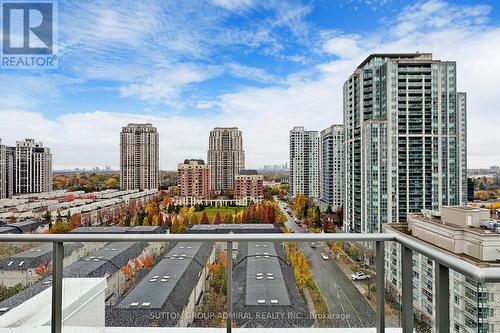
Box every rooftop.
[107,241,213,327]
[244,241,290,306]
[237,170,259,176]
[233,241,312,328]
[356,53,434,69]
[189,223,280,234]
[71,226,167,234]
[0,242,83,270]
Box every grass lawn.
[308,282,331,327]
[197,206,244,220]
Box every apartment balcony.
[0,233,499,333]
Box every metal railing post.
[51,242,64,333]
[401,245,413,333]
[226,241,233,333]
[435,262,450,333]
[376,241,385,333]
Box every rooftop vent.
[0,307,9,312]
[257,300,266,304]
[270,299,279,305]
[130,302,139,307]
[141,302,151,307]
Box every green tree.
[56,212,63,224]
[43,211,52,224]
[8,215,16,224]
[124,214,131,227]
[105,177,119,189]
[0,283,25,302]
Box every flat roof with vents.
[189,223,279,234]
[0,242,84,270]
[70,226,167,234]
[0,242,145,316]
[64,242,145,278]
[116,242,209,310]
[245,241,290,306]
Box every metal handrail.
[0,232,499,282]
[1,232,500,333]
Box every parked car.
[320,252,329,260]
[310,242,317,248]
[351,272,371,281]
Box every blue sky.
[0,0,499,169]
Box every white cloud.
[1,0,499,170]
[226,63,281,84]
[212,0,255,11]
[119,65,220,106]
[322,35,362,59]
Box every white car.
[351,272,371,281]
[320,252,329,260]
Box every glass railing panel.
[0,241,52,329]
[59,240,224,330]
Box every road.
[278,202,376,328]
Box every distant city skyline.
[0,1,499,169]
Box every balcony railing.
[1,232,500,333]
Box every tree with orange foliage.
[141,255,154,268]
[214,212,221,225]
[121,263,134,281]
[133,258,142,270]
[128,199,138,216]
[34,263,47,276]
[248,205,256,223]
[207,250,227,294]
[163,195,172,207]
[200,211,210,225]
[69,213,82,229]
[240,210,247,224]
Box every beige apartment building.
[385,207,500,333]
[207,127,245,193]
[120,124,159,191]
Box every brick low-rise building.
[234,170,263,205]
[177,159,210,199]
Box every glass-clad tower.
[343,53,467,233]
